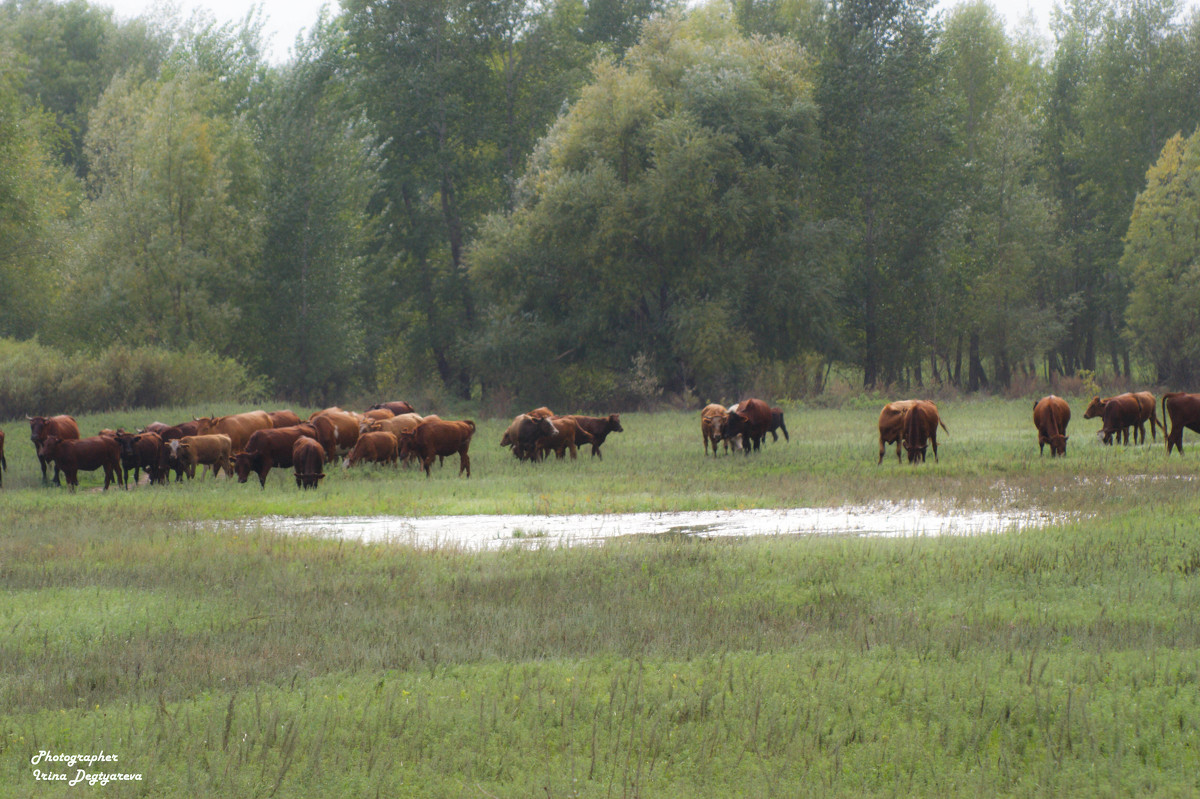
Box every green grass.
[3,398,1200,796]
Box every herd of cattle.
[3,389,1200,490]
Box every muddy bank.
[220,503,1070,550]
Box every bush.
[0,339,266,420]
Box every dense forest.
[3,0,1200,411]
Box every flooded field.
[220,502,1072,550]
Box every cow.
[28,414,80,484]
[361,408,396,425]
[361,412,424,437]
[233,425,318,487]
[397,419,476,477]
[1033,395,1071,457]
[293,436,327,489]
[534,416,593,461]
[878,400,947,464]
[139,422,171,436]
[169,434,234,478]
[906,400,947,463]
[194,411,272,454]
[268,410,303,429]
[38,435,122,491]
[701,404,729,456]
[563,414,623,459]
[0,429,6,488]
[767,407,790,443]
[723,398,773,454]
[501,414,557,461]
[1084,393,1160,445]
[527,407,554,420]
[344,431,399,468]
[114,430,164,486]
[310,409,361,463]
[1163,392,1200,455]
[368,401,416,416]
[153,421,201,482]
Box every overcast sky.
[88,0,1152,66]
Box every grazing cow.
[767,407,789,443]
[368,401,416,416]
[563,414,623,459]
[344,431,399,468]
[169,435,234,478]
[397,419,476,477]
[0,429,6,488]
[293,436,327,489]
[501,414,557,461]
[194,411,272,454]
[234,425,317,487]
[1033,395,1071,457]
[114,430,164,486]
[28,414,80,484]
[268,410,303,429]
[723,398,773,454]
[701,404,729,456]
[905,400,947,463]
[1084,393,1154,445]
[1162,392,1200,455]
[534,416,593,461]
[877,400,918,464]
[310,409,361,463]
[38,435,122,491]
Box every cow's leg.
[460,449,470,478]
[592,444,602,459]
[931,432,939,462]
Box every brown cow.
[0,429,6,488]
[527,406,554,419]
[194,411,272,454]
[903,401,943,464]
[268,410,303,428]
[368,401,416,416]
[1084,393,1159,445]
[767,407,789,443]
[501,414,555,461]
[534,416,593,461]
[114,430,164,486]
[38,435,123,491]
[1033,395,1071,457]
[724,399,773,454]
[362,408,396,424]
[398,419,476,477]
[344,431,399,468]
[701,404,729,456]
[310,409,361,463]
[361,412,424,437]
[153,421,201,482]
[28,414,80,484]
[234,425,317,487]
[563,414,623,459]
[1163,392,1200,455]
[293,436,326,489]
[169,434,234,478]
[877,400,918,464]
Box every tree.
[470,13,828,404]
[1123,131,1200,385]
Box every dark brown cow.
[140,422,171,436]
[701,404,729,456]
[1033,395,1071,457]
[767,407,789,443]
[1084,393,1159,445]
[1163,392,1200,455]
[724,399,773,454]
[1131,391,1164,443]
[310,409,361,463]
[563,414,623,459]
[501,414,556,461]
[344,431,399,468]
[234,425,318,487]
[368,401,416,416]
[28,414,80,484]
[905,400,947,463]
[194,411,272,454]
[38,435,123,491]
[293,436,326,489]
[534,416,593,461]
[114,430,164,486]
[268,410,303,429]
[398,420,476,477]
[877,400,917,464]
[0,429,6,488]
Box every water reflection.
[219,503,1068,550]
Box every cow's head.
[38,435,61,459]
[295,471,325,489]
[114,432,138,458]
[193,416,220,435]
[1049,434,1069,456]
[607,414,624,433]
[233,452,256,483]
[27,416,48,443]
[1082,397,1105,420]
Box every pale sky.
[91,0,1187,66]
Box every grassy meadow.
[3,397,1200,796]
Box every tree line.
[3,0,1200,408]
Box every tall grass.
[3,398,1200,796]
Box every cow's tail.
[939,418,949,435]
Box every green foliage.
[1123,131,1200,383]
[0,338,264,418]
